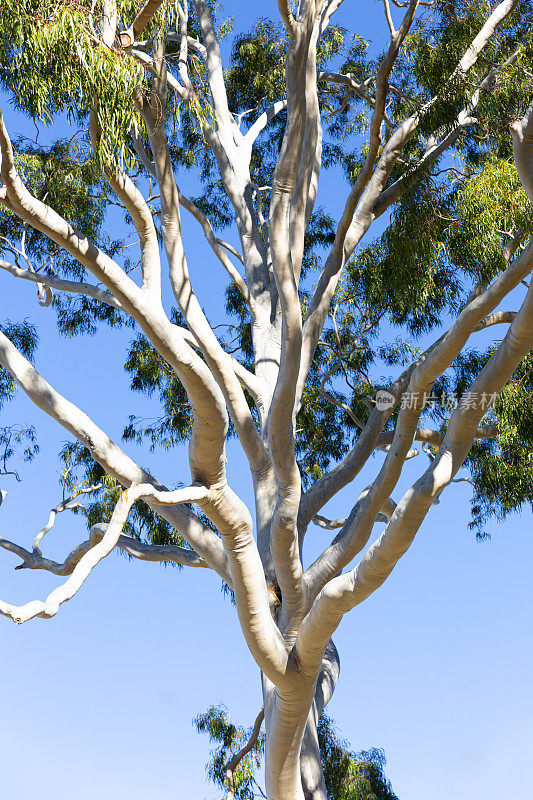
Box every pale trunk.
[261,641,340,799]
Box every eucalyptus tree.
[0,1,532,799]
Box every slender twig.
[225,708,265,800]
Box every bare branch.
[215,239,245,265]
[0,482,208,624]
[89,112,161,297]
[0,106,242,496]
[244,100,288,148]
[312,515,346,530]
[376,423,500,449]
[312,489,396,531]
[0,329,231,581]
[295,275,533,673]
[473,311,517,331]
[225,708,265,800]
[0,258,124,309]
[32,484,102,552]
[278,0,296,35]
[1,523,207,575]
[120,0,166,47]
[0,229,52,306]
[383,0,396,37]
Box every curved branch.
[244,100,288,147]
[1,523,207,576]
[113,532,207,567]
[0,482,203,624]
[225,708,265,800]
[0,329,231,581]
[89,110,161,297]
[32,484,102,552]
[303,236,533,598]
[0,259,123,309]
[296,274,533,674]
[474,310,517,331]
[0,483,208,624]
[278,0,296,35]
[120,0,166,47]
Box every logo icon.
[375,390,395,411]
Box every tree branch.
[267,4,328,633]
[120,0,166,47]
[130,132,251,305]
[244,101,288,147]
[0,258,124,309]
[1,520,207,576]
[139,51,269,475]
[31,484,102,552]
[194,0,236,132]
[296,273,533,674]
[0,105,239,493]
[0,482,207,624]
[225,708,265,800]
[376,423,500,449]
[0,109,141,312]
[511,97,533,207]
[298,0,519,412]
[278,0,296,35]
[374,49,520,218]
[89,114,161,297]
[0,329,231,581]
[303,236,533,598]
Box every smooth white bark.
[0,1,529,796]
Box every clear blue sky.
[1,3,532,799]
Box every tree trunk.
[262,640,339,799]
[300,702,327,800]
